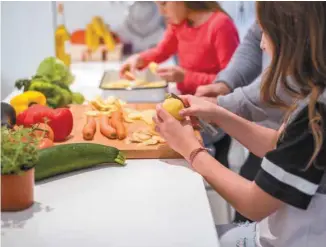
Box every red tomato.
[38,138,54,149]
[32,123,54,141]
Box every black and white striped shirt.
[255,93,326,247]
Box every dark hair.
[184,1,230,16]
[256,2,326,168]
[185,1,222,11]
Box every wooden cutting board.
[56,104,184,159]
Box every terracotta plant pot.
[1,168,34,211]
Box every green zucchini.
[35,143,126,181]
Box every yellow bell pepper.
[10,91,47,115]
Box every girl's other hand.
[119,54,145,78]
[179,95,220,123]
[156,66,185,82]
[195,83,231,97]
[153,104,201,160]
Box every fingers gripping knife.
[168,93,220,138]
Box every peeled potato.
[149,62,158,74]
[128,112,143,120]
[131,132,144,143]
[138,138,158,146]
[125,128,164,146]
[123,112,134,123]
[136,133,152,141]
[132,132,152,141]
[152,135,166,143]
[105,80,131,89]
[142,81,166,88]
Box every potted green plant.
[1,125,40,211]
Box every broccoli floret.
[28,80,72,108]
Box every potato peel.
[125,128,165,146]
[152,135,166,143]
[85,111,99,117]
[138,138,158,146]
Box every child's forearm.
[213,106,278,157]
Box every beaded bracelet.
[189,147,209,166]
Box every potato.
[152,135,166,143]
[138,138,159,146]
[131,132,144,143]
[128,112,143,120]
[149,62,158,74]
[136,132,152,141]
[105,80,131,89]
[123,112,134,123]
[141,110,156,125]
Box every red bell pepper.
[17,104,73,142]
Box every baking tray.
[99,69,168,103]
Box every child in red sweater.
[120,1,239,95]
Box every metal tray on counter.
[99,69,168,103]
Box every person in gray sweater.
[196,22,287,128]
[196,22,292,223]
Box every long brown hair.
[257,2,326,168]
[185,1,230,18]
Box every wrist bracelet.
[189,147,208,166]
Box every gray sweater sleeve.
[214,22,263,89]
[217,75,296,129]
[217,77,284,126]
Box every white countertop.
[1,61,219,247]
[2,160,219,247]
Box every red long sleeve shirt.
[140,11,239,95]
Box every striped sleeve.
[255,104,326,209]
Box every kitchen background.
[1,1,255,100]
[1,1,255,224]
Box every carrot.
[83,116,97,140]
[111,110,127,140]
[99,115,117,139]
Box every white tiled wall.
[1,1,55,99]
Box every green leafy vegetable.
[15,79,32,92]
[28,80,73,108]
[36,57,74,86]
[14,57,85,108]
